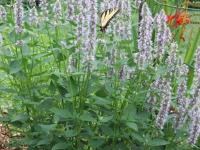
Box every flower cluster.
[188,107,200,145]
[66,0,75,21]
[14,0,24,34]
[186,47,200,145]
[29,0,36,7]
[175,63,189,128]
[165,42,178,77]
[39,0,49,21]
[147,78,165,106]
[53,0,62,23]
[115,0,132,40]
[135,0,144,8]
[156,79,171,129]
[154,10,172,60]
[136,3,154,69]
[29,7,38,26]
[0,5,6,21]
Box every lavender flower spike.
[165,42,178,77]
[53,0,62,22]
[189,47,200,107]
[39,0,48,21]
[188,107,200,145]
[136,2,154,69]
[193,47,200,90]
[14,0,24,34]
[67,0,75,21]
[0,5,6,21]
[29,0,36,7]
[135,0,144,8]
[29,7,38,26]
[154,9,169,59]
[156,80,171,129]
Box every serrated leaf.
[65,130,78,137]
[37,139,50,146]
[89,138,104,148]
[39,124,56,133]
[52,142,69,150]
[79,111,96,122]
[148,139,170,146]
[50,108,72,119]
[126,122,138,131]
[9,60,22,74]
[11,113,28,123]
[99,116,113,123]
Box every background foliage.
[0,0,199,150]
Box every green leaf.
[79,111,96,122]
[11,113,28,123]
[132,133,144,143]
[39,124,56,133]
[37,139,50,146]
[22,44,31,56]
[91,95,111,106]
[89,138,104,148]
[65,130,78,137]
[38,98,54,110]
[67,76,78,96]
[95,86,109,97]
[50,108,72,119]
[184,29,200,64]
[99,115,113,123]
[9,60,22,74]
[52,142,69,150]
[148,139,170,146]
[126,122,138,131]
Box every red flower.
[167,12,191,28]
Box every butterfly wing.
[100,8,119,31]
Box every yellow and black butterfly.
[100,8,120,32]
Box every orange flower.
[167,15,175,25]
[167,12,191,28]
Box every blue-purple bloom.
[154,10,172,59]
[14,0,24,34]
[53,0,62,22]
[136,3,153,69]
[29,7,38,26]
[0,5,6,21]
[165,42,178,77]
[175,63,189,128]
[188,107,200,145]
[156,79,171,129]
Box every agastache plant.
[136,2,153,69]
[154,10,171,60]
[187,47,200,145]
[189,47,200,107]
[165,42,178,77]
[135,0,144,8]
[0,34,3,46]
[39,0,48,21]
[29,7,38,26]
[175,63,189,129]
[14,0,24,34]
[81,0,97,71]
[29,0,36,7]
[115,0,132,40]
[0,5,6,21]
[53,0,62,23]
[67,0,75,21]
[156,79,172,129]
[188,107,200,145]
[148,78,164,106]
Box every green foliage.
[0,0,199,150]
